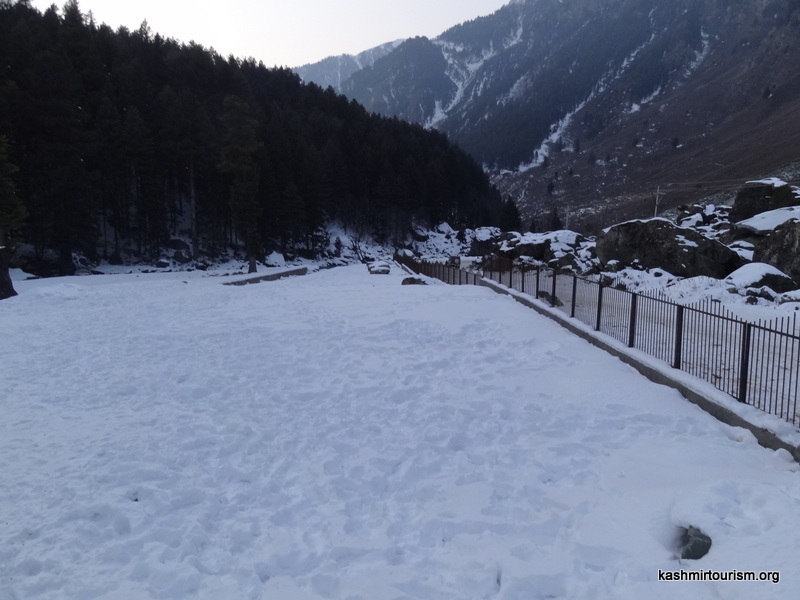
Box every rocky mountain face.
[298,0,800,232]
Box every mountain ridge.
[294,39,404,90]
[297,0,800,232]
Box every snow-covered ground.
[2,265,800,599]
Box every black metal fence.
[401,257,800,427]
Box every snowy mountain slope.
[2,265,800,599]
[302,0,800,232]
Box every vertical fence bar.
[673,305,684,369]
[595,283,604,331]
[571,274,578,318]
[535,266,541,299]
[628,293,638,348]
[550,269,557,307]
[739,322,752,404]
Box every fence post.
[536,266,541,299]
[571,274,578,318]
[550,268,557,307]
[673,305,684,369]
[595,282,604,331]
[739,323,752,404]
[628,293,638,348]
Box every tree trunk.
[248,255,257,273]
[0,245,17,300]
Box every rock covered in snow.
[676,203,731,237]
[401,276,426,285]
[754,220,800,284]
[264,251,287,268]
[367,260,391,274]
[735,206,800,236]
[491,230,597,273]
[729,178,797,223]
[724,263,796,294]
[597,218,744,279]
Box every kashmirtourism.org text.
[659,569,780,584]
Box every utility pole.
[653,185,665,217]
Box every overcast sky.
[31,0,511,67]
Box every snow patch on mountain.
[684,28,711,79]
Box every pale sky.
[32,0,511,67]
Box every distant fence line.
[399,256,800,427]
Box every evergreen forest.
[0,0,502,279]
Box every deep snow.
[2,264,800,599]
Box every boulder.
[264,251,286,268]
[511,240,550,260]
[678,526,712,560]
[468,227,503,256]
[746,286,780,302]
[173,250,191,264]
[401,277,427,285]
[724,263,796,294]
[753,220,800,283]
[596,218,744,279]
[367,260,391,274]
[497,231,589,274]
[409,226,429,242]
[734,206,800,236]
[676,204,710,228]
[729,179,796,223]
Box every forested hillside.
[0,0,500,280]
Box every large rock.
[498,230,586,261]
[754,220,800,283]
[596,218,744,279]
[678,526,712,560]
[172,250,191,264]
[724,263,796,294]
[401,277,426,285]
[734,206,800,236]
[729,179,796,223]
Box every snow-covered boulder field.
[2,265,800,599]
[596,218,744,279]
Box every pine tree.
[218,95,262,272]
[499,198,522,232]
